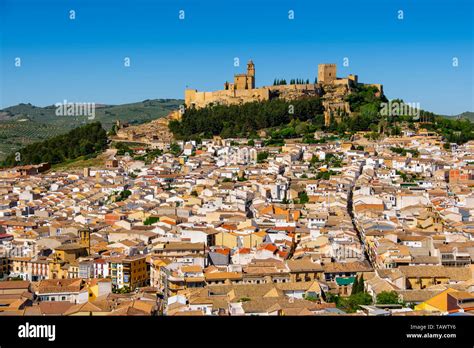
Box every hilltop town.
[106,61,385,148]
[0,61,473,317]
[0,126,474,315]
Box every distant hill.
[442,111,474,122]
[1,122,107,167]
[0,99,183,160]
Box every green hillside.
[169,88,474,146]
[442,111,474,122]
[1,122,108,167]
[0,99,182,160]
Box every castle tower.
[79,227,91,255]
[318,64,337,84]
[247,60,255,77]
[247,60,255,89]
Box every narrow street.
[347,176,374,268]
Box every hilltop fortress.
[184,61,383,126]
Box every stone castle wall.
[185,83,327,109]
[184,63,383,128]
[185,87,270,108]
[268,83,323,100]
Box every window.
[61,296,66,301]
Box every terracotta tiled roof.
[37,279,83,294]
[323,261,373,273]
[0,281,30,290]
[398,266,471,281]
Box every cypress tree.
[357,275,365,293]
[351,276,359,295]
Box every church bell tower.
[79,227,91,255]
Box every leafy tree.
[144,216,160,225]
[345,85,386,113]
[114,142,132,156]
[315,171,326,180]
[304,293,319,302]
[340,292,372,313]
[390,126,401,136]
[170,143,182,156]
[108,124,118,136]
[390,147,419,158]
[237,172,248,181]
[257,151,269,163]
[298,191,309,204]
[327,291,372,313]
[115,189,132,202]
[376,291,400,304]
[113,286,131,294]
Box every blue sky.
[0,0,472,115]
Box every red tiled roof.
[214,248,230,255]
[0,281,30,290]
